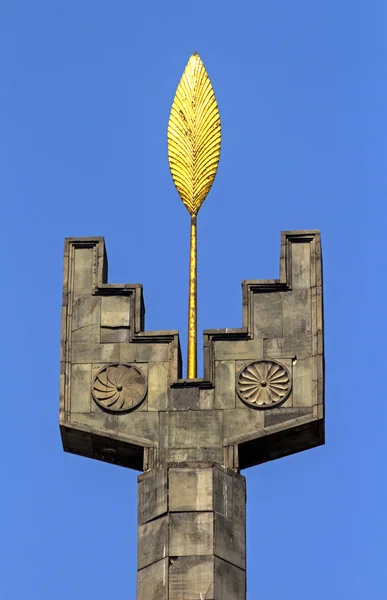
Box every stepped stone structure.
[60,230,324,599]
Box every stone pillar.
[137,463,246,600]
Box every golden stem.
[187,214,197,379]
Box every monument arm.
[60,237,182,471]
[201,230,324,469]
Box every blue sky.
[1,1,386,598]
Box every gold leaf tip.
[168,54,221,215]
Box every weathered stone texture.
[138,466,167,525]
[169,556,214,599]
[137,559,168,600]
[169,468,213,512]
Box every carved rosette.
[236,360,291,408]
[92,364,147,412]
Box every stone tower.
[60,230,324,599]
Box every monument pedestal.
[137,463,246,600]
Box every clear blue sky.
[1,1,386,598]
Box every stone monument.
[60,54,324,599]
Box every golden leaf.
[168,53,221,215]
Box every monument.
[60,54,324,599]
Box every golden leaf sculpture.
[168,53,221,379]
[168,53,221,215]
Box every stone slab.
[292,357,314,406]
[169,556,214,600]
[223,408,264,444]
[199,388,215,410]
[168,387,199,411]
[213,468,246,526]
[214,340,263,361]
[138,466,167,525]
[138,515,168,569]
[117,412,158,441]
[148,362,169,411]
[169,468,213,512]
[214,513,245,569]
[70,364,91,413]
[291,240,311,289]
[101,295,130,327]
[159,411,223,450]
[161,447,224,464]
[137,558,168,600]
[214,557,245,600]
[282,289,311,337]
[71,295,100,344]
[254,293,283,338]
[169,513,213,556]
[100,326,130,343]
[214,361,235,409]
[71,342,169,364]
[263,336,312,358]
[73,247,93,294]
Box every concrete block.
[254,293,283,338]
[100,327,130,343]
[137,558,168,600]
[101,295,130,327]
[148,362,169,411]
[162,447,224,464]
[199,388,214,410]
[264,407,312,428]
[168,387,199,411]
[70,364,92,413]
[73,247,93,294]
[117,412,158,442]
[138,466,167,525]
[214,339,263,361]
[282,289,311,337]
[263,336,312,358]
[72,296,100,344]
[72,343,120,364]
[138,515,168,569]
[119,343,169,363]
[223,408,264,444]
[292,357,313,406]
[214,513,245,569]
[74,411,118,434]
[291,241,311,289]
[214,558,245,600]
[169,556,214,600]
[159,411,223,450]
[213,468,246,525]
[169,513,213,556]
[214,361,235,409]
[169,468,213,512]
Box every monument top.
[60,53,324,599]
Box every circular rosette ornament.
[236,360,291,408]
[92,364,147,412]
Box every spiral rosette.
[92,364,147,412]
[236,360,291,408]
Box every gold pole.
[187,214,197,378]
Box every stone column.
[137,463,246,600]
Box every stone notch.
[60,231,324,472]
